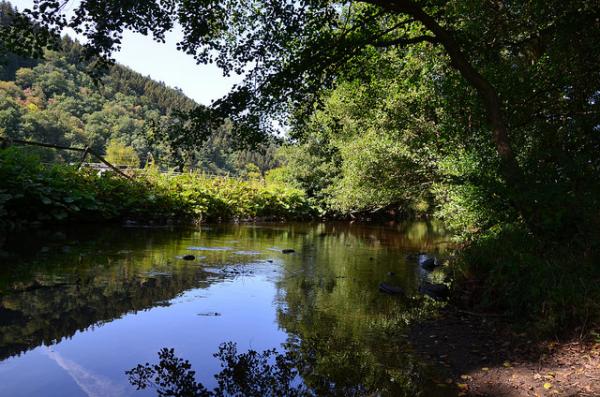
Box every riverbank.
[0,147,319,234]
[409,307,600,396]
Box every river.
[0,222,451,396]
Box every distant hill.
[0,1,277,174]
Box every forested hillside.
[0,1,276,174]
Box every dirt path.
[409,308,600,396]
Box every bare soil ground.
[409,308,600,396]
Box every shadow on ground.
[408,308,600,396]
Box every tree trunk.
[366,0,531,223]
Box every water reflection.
[0,222,450,396]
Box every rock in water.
[379,282,405,296]
[419,282,450,300]
[182,255,195,261]
[418,254,438,270]
[282,249,295,254]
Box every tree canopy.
[2,0,599,232]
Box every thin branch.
[377,17,415,37]
[337,8,387,40]
[0,137,133,180]
[373,34,438,47]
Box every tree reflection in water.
[127,334,434,397]
[127,343,307,397]
[0,223,450,396]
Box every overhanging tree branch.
[357,0,541,231]
[363,0,526,200]
[373,34,437,47]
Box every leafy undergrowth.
[0,147,319,232]
[453,223,600,336]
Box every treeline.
[0,1,276,174]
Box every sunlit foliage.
[104,138,140,167]
[0,147,318,232]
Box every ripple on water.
[187,246,232,251]
[232,250,262,255]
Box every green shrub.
[0,147,318,232]
[455,223,600,335]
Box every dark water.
[0,222,451,396]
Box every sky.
[9,0,244,106]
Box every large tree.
[2,0,599,231]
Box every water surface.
[0,222,450,396]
